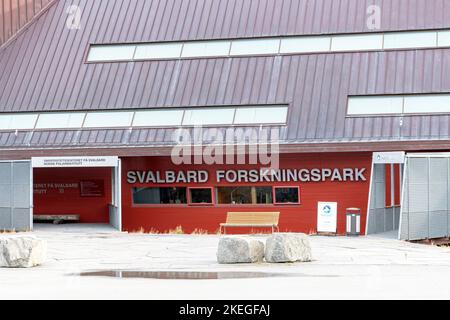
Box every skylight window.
[347,96,403,115]
[331,34,383,51]
[229,38,280,56]
[132,110,184,127]
[347,94,450,116]
[0,114,38,130]
[181,41,231,58]
[403,95,450,114]
[83,111,134,128]
[234,107,288,124]
[134,43,183,60]
[438,30,450,47]
[35,112,86,129]
[279,36,330,53]
[0,105,288,131]
[182,108,235,125]
[86,28,450,63]
[87,44,135,62]
[383,31,437,49]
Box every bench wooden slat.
[33,215,80,221]
[33,215,80,224]
[220,223,276,227]
[220,211,280,234]
[225,212,279,224]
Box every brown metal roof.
[0,0,54,46]
[0,0,450,153]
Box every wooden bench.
[33,215,80,225]
[220,212,280,234]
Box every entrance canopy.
[32,156,122,231]
[368,152,450,241]
[366,152,405,238]
[1,156,121,232]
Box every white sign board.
[372,151,405,164]
[31,156,118,168]
[317,202,337,233]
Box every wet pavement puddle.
[76,270,338,280]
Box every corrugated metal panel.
[400,156,450,240]
[0,0,450,150]
[0,0,54,46]
[0,126,287,148]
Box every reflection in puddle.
[77,270,337,280]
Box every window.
[83,111,134,128]
[383,31,436,49]
[86,28,450,63]
[403,94,450,114]
[0,114,38,130]
[347,96,403,115]
[331,34,383,51]
[132,110,184,127]
[273,187,300,204]
[182,108,235,126]
[438,30,450,47]
[35,112,86,129]
[216,186,273,204]
[132,187,187,204]
[0,105,288,131]
[347,94,450,116]
[188,187,213,205]
[182,41,231,57]
[134,43,182,60]
[279,36,330,53]
[87,44,135,62]
[234,106,288,124]
[229,38,280,56]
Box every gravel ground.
[1,224,450,299]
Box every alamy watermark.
[366,5,381,30]
[66,5,82,30]
[170,126,280,169]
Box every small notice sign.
[80,180,105,197]
[317,202,337,233]
[372,151,405,164]
[31,156,118,168]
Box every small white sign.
[317,202,337,233]
[31,156,118,168]
[372,151,405,164]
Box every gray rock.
[217,236,264,264]
[0,235,47,268]
[265,233,312,263]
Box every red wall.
[33,167,112,223]
[121,153,372,234]
[385,164,401,207]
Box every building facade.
[1,0,450,239]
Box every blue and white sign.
[317,202,337,233]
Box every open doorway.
[31,156,121,231]
[34,167,111,222]
[366,152,405,238]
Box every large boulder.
[265,233,312,263]
[0,235,47,268]
[217,236,264,264]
